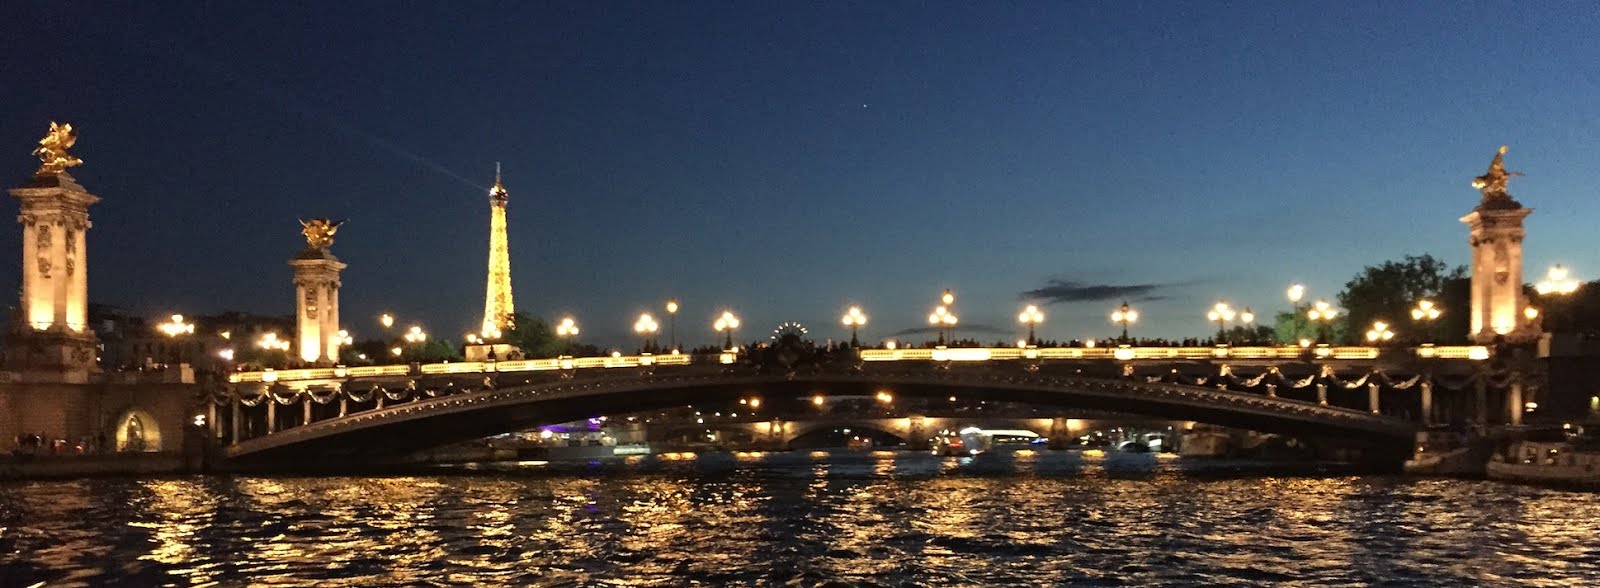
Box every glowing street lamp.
[1111,302,1138,344]
[256,332,290,351]
[840,306,867,347]
[929,290,959,345]
[665,299,680,352]
[634,313,659,352]
[555,316,579,356]
[1307,300,1339,343]
[158,314,195,337]
[403,326,427,344]
[1287,284,1305,304]
[1410,299,1441,343]
[1206,302,1236,343]
[1365,320,1396,344]
[714,310,741,350]
[1536,264,1580,295]
[380,313,394,329]
[1018,304,1044,345]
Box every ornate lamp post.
[1535,264,1581,332]
[158,314,195,365]
[633,313,659,352]
[1536,264,1581,296]
[714,310,740,350]
[1307,300,1339,343]
[928,289,958,345]
[556,317,579,356]
[1018,304,1044,346]
[1110,302,1137,344]
[665,299,679,352]
[840,306,867,347]
[1410,299,1442,343]
[1206,302,1236,343]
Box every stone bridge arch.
[224,369,1417,466]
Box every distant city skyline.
[3,2,1599,346]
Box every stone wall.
[0,381,199,454]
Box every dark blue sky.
[3,2,1598,346]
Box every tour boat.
[1487,431,1600,488]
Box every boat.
[1486,426,1600,488]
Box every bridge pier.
[1508,380,1524,426]
[338,397,348,418]
[208,401,220,440]
[1316,383,1328,406]
[1368,382,1380,414]
[231,398,242,445]
[1265,384,1276,398]
[1474,377,1488,424]
[1420,380,1433,426]
[303,399,313,426]
[266,401,277,434]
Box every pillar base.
[3,327,100,383]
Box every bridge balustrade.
[227,345,1487,386]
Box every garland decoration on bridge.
[344,384,377,404]
[382,387,413,402]
[305,386,341,404]
[269,386,302,405]
[237,387,268,407]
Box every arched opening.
[113,408,163,452]
[787,424,906,449]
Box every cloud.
[1021,279,1172,304]
[886,324,1009,337]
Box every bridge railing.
[226,344,1487,387]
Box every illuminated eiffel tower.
[481,163,514,339]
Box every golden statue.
[33,121,83,175]
[299,218,345,250]
[1472,145,1522,202]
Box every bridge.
[214,343,1503,466]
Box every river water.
[2,450,1598,586]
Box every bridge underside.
[225,372,1417,466]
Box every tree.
[502,311,565,358]
[1337,254,1468,345]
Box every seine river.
[2,450,1598,586]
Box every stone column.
[266,400,277,433]
[1265,384,1277,398]
[338,397,348,418]
[1367,382,1381,414]
[302,398,313,426]
[1316,383,1328,406]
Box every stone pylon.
[290,220,347,365]
[1461,146,1537,344]
[5,124,101,383]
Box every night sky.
[3,2,1599,347]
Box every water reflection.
[1,452,1598,586]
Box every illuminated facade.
[1461,146,1538,344]
[4,123,100,381]
[481,165,515,338]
